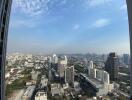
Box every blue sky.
[7,0,130,54]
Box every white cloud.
[85,0,112,7]
[73,24,80,30]
[93,18,110,28]
[12,0,50,16]
[12,0,114,17]
[12,0,68,16]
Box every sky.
[7,0,130,54]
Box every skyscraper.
[57,55,68,78]
[123,54,130,65]
[52,54,58,64]
[105,52,119,82]
[58,62,66,78]
[65,66,74,84]
[89,61,94,69]
[126,0,132,97]
[0,0,12,99]
[87,60,94,76]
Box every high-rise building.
[89,61,94,69]
[0,0,12,99]
[57,63,66,78]
[103,71,110,84]
[105,52,119,82]
[89,68,96,78]
[96,69,102,81]
[41,75,48,88]
[88,67,110,84]
[59,55,68,65]
[47,56,52,63]
[52,54,58,64]
[65,66,74,84]
[123,54,130,65]
[87,60,94,76]
[126,0,132,97]
[57,56,68,78]
[83,58,88,66]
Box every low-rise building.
[22,85,35,100]
[35,90,47,100]
[31,70,39,81]
[26,80,36,86]
[74,81,81,92]
[41,75,48,88]
[79,74,114,96]
[5,73,10,79]
[63,83,69,90]
[51,83,61,96]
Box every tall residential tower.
[105,52,119,82]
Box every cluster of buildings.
[5,53,49,100]
[79,59,114,96]
[5,54,39,83]
[48,54,75,85]
[22,85,36,100]
[0,0,132,99]
[23,74,48,100]
[35,75,48,100]
[5,52,130,100]
[78,52,130,98]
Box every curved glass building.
[0,0,12,100]
[126,0,132,98]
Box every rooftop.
[80,73,104,89]
[51,83,60,89]
[23,85,35,97]
[35,90,47,97]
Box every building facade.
[51,83,61,96]
[105,52,119,82]
[41,75,48,88]
[65,66,74,84]
[52,54,58,64]
[79,74,110,97]
[126,0,132,97]
[123,54,130,65]
[57,62,66,78]
[22,85,36,100]
[35,91,47,100]
[0,0,12,99]
[31,70,39,81]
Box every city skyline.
[7,0,130,54]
